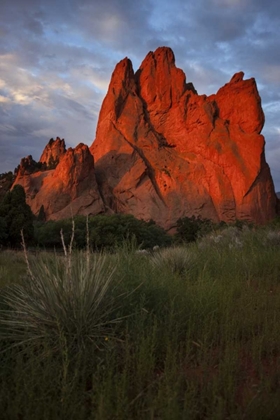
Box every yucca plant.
[0,228,125,353]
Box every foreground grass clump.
[150,246,197,276]
[0,227,280,419]
[0,249,125,352]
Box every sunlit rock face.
[90,46,278,228]
[39,137,66,168]
[13,47,278,228]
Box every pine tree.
[37,205,46,222]
[0,217,8,246]
[0,185,34,247]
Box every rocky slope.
[13,47,279,228]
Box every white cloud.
[0,95,10,104]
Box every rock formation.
[90,47,278,228]
[13,47,279,228]
[39,137,66,168]
[13,143,104,220]
[15,155,39,176]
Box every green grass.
[0,227,280,419]
[0,250,26,288]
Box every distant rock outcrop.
[13,143,104,220]
[14,137,66,179]
[14,155,40,176]
[39,137,66,169]
[12,47,279,228]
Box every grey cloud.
[0,0,279,190]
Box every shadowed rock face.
[13,47,278,228]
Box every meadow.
[0,226,280,419]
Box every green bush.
[150,246,197,276]
[175,215,215,243]
[34,214,172,250]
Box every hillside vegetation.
[0,225,280,419]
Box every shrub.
[34,214,172,250]
[150,246,196,276]
[175,215,214,243]
[263,229,280,247]
[197,226,244,250]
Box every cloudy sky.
[1,0,280,190]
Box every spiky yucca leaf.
[0,251,123,352]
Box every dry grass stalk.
[60,228,68,257]
[86,215,90,271]
[20,229,35,282]
[60,219,75,276]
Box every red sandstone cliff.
[13,47,278,228]
[90,47,277,228]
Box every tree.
[0,217,8,246]
[0,171,15,203]
[37,205,46,222]
[0,185,34,247]
[175,215,214,243]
